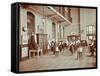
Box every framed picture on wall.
[11,2,97,73]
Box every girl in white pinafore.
[77,44,83,59]
[55,45,59,56]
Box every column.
[55,23,58,43]
[61,25,63,40]
[78,8,81,39]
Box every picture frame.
[11,2,97,73]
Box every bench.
[29,49,43,58]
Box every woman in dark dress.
[69,41,74,55]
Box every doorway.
[27,12,36,56]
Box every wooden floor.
[19,47,96,72]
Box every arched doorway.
[27,12,35,36]
[27,12,36,57]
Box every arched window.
[27,12,35,36]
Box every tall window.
[52,22,56,39]
[87,25,96,40]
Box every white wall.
[20,7,29,58]
[20,6,27,44]
[45,19,53,42]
